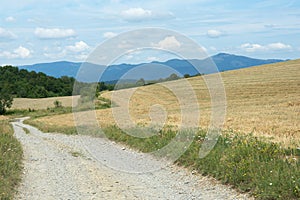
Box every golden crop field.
[31,59,300,146]
[0,116,8,121]
[11,96,80,110]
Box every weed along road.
[12,118,251,200]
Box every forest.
[0,65,189,99]
[0,65,77,98]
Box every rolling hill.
[27,59,300,147]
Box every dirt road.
[12,118,251,199]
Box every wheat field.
[29,59,300,146]
[0,116,8,121]
[11,96,80,110]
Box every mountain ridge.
[18,53,285,82]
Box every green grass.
[0,120,23,199]
[6,95,113,120]
[70,151,84,158]
[26,119,77,135]
[6,106,73,119]
[106,127,299,199]
[28,122,299,199]
[178,131,300,199]
[22,127,30,134]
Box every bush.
[53,100,62,108]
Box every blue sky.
[0,0,299,65]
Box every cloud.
[0,27,17,40]
[154,36,181,50]
[14,46,31,58]
[146,56,160,62]
[241,42,292,52]
[267,42,292,50]
[241,43,265,52]
[66,41,90,52]
[117,40,132,49]
[75,54,88,60]
[0,46,31,59]
[264,24,277,28]
[34,28,76,39]
[44,41,90,60]
[43,52,65,59]
[206,29,224,38]
[103,32,117,39]
[121,7,173,22]
[5,16,16,22]
[209,46,217,51]
[121,7,152,21]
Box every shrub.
[53,100,62,108]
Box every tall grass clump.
[177,131,300,200]
[0,120,23,199]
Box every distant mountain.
[19,61,82,79]
[18,53,285,82]
[211,53,285,71]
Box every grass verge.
[24,120,300,199]
[26,119,77,135]
[6,96,112,120]
[0,120,23,199]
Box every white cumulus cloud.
[34,28,76,39]
[241,43,265,52]
[5,16,16,22]
[121,7,173,22]
[75,54,88,60]
[14,46,31,58]
[146,56,160,62]
[66,41,90,52]
[0,46,31,59]
[121,7,152,21]
[0,27,17,40]
[206,30,224,38]
[44,41,90,61]
[103,32,117,39]
[267,42,292,50]
[155,36,181,50]
[241,42,292,52]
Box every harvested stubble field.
[0,116,8,121]
[11,96,80,110]
[30,59,300,147]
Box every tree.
[0,65,76,98]
[97,82,108,92]
[184,74,190,78]
[167,73,180,81]
[136,78,145,86]
[0,86,13,114]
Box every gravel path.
[12,118,251,200]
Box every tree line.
[0,65,76,98]
[0,65,77,114]
[0,65,200,114]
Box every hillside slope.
[30,59,300,146]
